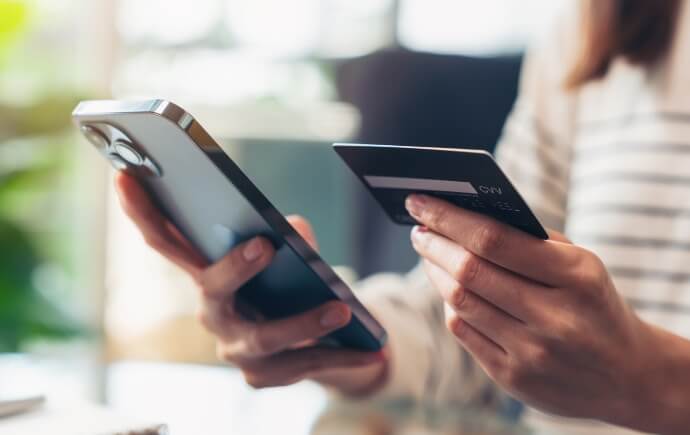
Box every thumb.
[287,215,319,251]
[547,228,572,244]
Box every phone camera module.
[79,122,162,177]
[81,125,110,150]
[112,140,144,166]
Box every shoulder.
[522,1,580,89]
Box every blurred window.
[115,0,396,105]
[398,0,570,55]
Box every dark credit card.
[334,143,548,240]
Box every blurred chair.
[336,49,523,277]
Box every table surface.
[0,355,530,435]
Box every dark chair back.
[336,49,523,276]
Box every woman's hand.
[406,194,690,433]
[114,172,387,396]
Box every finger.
[164,220,208,264]
[425,261,526,351]
[406,194,581,287]
[414,228,548,323]
[445,304,507,376]
[197,237,275,329]
[547,229,572,244]
[115,172,205,273]
[241,347,384,389]
[200,237,275,299]
[287,215,318,251]
[240,301,352,358]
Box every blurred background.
[0,0,566,433]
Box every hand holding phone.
[74,99,388,393]
[73,100,385,352]
[115,173,388,394]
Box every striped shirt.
[355,2,690,433]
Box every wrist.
[313,347,391,399]
[339,355,390,398]
[621,322,690,434]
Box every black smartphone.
[334,143,549,240]
[72,100,386,351]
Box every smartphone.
[73,100,386,351]
[334,143,549,240]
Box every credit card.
[334,143,548,240]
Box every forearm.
[618,323,690,434]
[311,350,390,397]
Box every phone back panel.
[73,100,386,351]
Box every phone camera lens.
[81,125,110,150]
[112,140,144,166]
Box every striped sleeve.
[354,264,510,409]
[494,18,578,232]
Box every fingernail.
[405,195,427,219]
[411,225,429,244]
[243,238,264,262]
[320,307,349,328]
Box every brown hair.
[565,0,682,89]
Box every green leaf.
[0,1,28,51]
[0,165,55,197]
[0,217,83,352]
[0,217,38,288]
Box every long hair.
[565,0,682,89]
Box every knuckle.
[502,358,532,390]
[525,344,550,369]
[242,370,270,390]
[194,272,216,299]
[247,329,273,357]
[552,318,578,344]
[454,289,476,314]
[472,223,505,257]
[573,251,608,295]
[215,343,234,363]
[550,316,586,349]
[448,283,466,311]
[425,202,449,229]
[452,253,481,287]
[445,310,466,338]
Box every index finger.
[406,194,580,287]
[115,172,207,274]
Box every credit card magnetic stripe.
[364,176,479,195]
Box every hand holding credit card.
[334,144,548,240]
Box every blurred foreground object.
[0,355,166,435]
[312,400,530,435]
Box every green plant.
[0,0,28,66]
[0,0,84,352]
[0,216,79,351]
